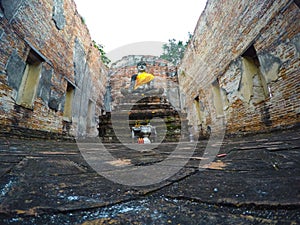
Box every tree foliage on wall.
[160,33,192,65]
[93,41,111,66]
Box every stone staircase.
[99,95,189,143]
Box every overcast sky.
[73,0,207,62]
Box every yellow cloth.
[134,72,155,90]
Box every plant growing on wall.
[93,41,111,66]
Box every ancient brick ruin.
[179,0,300,137]
[0,0,108,139]
[100,55,188,143]
[109,55,179,111]
[0,0,299,140]
[0,1,300,223]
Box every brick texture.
[109,55,179,111]
[0,0,108,138]
[179,0,300,136]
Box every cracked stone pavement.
[0,128,299,224]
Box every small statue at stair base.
[121,61,164,96]
[131,121,156,144]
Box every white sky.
[73,0,207,62]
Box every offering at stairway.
[132,120,155,143]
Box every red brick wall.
[179,0,300,135]
[0,0,108,138]
[109,55,179,110]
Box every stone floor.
[0,127,299,224]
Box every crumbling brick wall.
[179,0,300,136]
[0,0,108,138]
[109,55,179,111]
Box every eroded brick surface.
[0,0,108,138]
[109,55,179,111]
[179,0,300,136]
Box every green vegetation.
[93,41,111,66]
[80,16,85,25]
[160,33,192,66]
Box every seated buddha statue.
[121,61,163,96]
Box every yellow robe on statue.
[134,72,155,90]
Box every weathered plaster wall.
[179,0,300,135]
[0,0,108,138]
[109,55,179,111]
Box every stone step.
[100,133,187,143]
[114,107,179,112]
[119,96,165,103]
[104,116,188,123]
[116,103,174,111]
[101,129,189,137]
[100,112,188,120]
[100,125,189,134]
[99,122,188,130]
[98,98,190,143]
